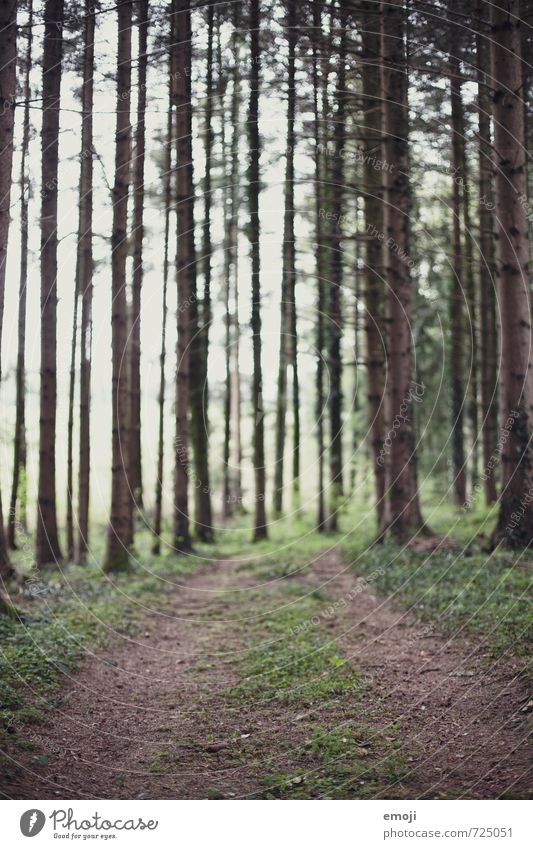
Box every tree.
[477,0,498,506]
[129,0,149,514]
[0,0,17,583]
[273,0,298,517]
[104,0,133,573]
[36,0,64,568]
[227,1,244,515]
[312,0,327,531]
[76,0,96,563]
[360,0,386,527]
[152,58,173,556]
[189,0,214,542]
[173,0,194,552]
[249,0,267,540]
[490,0,533,548]
[449,54,467,506]
[327,16,347,532]
[8,0,32,550]
[379,0,426,541]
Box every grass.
[341,501,533,658]
[1,501,530,794]
[261,723,410,799]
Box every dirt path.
[4,549,531,799]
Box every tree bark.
[36,0,64,568]
[360,0,386,528]
[274,0,298,517]
[104,0,133,572]
[327,18,346,532]
[461,134,480,497]
[0,0,17,581]
[313,1,329,532]
[379,0,426,541]
[76,0,95,563]
[190,0,214,541]
[152,63,173,556]
[65,241,78,560]
[449,55,467,506]
[129,0,149,515]
[477,0,498,506]
[249,0,267,540]
[172,0,194,552]
[8,0,32,550]
[490,0,533,548]
[227,2,244,515]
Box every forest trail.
[6,548,531,800]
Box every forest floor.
[1,520,531,800]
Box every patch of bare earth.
[3,550,531,799]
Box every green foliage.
[262,724,409,800]
[342,504,532,658]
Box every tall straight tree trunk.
[152,68,173,555]
[327,20,347,532]
[461,139,480,496]
[287,0,300,511]
[129,0,149,514]
[221,71,232,520]
[190,0,213,541]
[76,0,95,563]
[104,0,133,572]
[0,0,17,582]
[379,0,425,541]
[273,0,297,516]
[313,0,329,532]
[8,0,32,549]
[249,0,267,540]
[173,0,194,552]
[477,0,498,506]
[360,0,385,527]
[449,55,467,506]
[490,0,533,548]
[221,7,233,518]
[65,243,78,560]
[36,0,64,567]
[224,1,244,516]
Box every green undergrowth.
[0,518,338,762]
[228,581,360,706]
[342,502,532,659]
[261,723,409,799]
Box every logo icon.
[20,809,46,837]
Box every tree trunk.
[379,0,426,541]
[36,0,64,568]
[449,55,467,506]
[273,0,298,517]
[249,0,267,540]
[76,0,95,563]
[172,0,194,552]
[313,1,329,532]
[0,0,17,582]
[461,135,480,497]
[327,19,346,532]
[227,2,244,515]
[490,0,533,548]
[104,0,133,572]
[129,0,149,515]
[8,0,32,550]
[360,0,386,528]
[477,0,498,506]
[65,246,78,561]
[152,65,173,556]
[190,0,214,542]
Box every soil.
[2,548,531,800]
